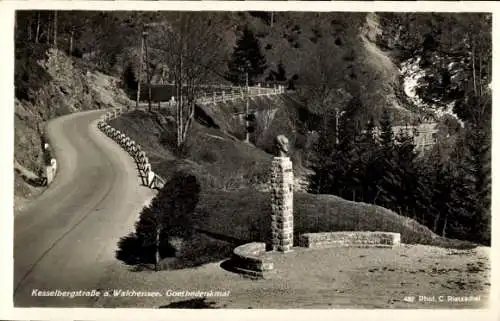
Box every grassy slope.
[194,189,474,248]
[111,110,475,249]
[111,109,272,191]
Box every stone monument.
[270,135,294,252]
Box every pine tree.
[354,118,379,202]
[394,128,419,216]
[122,63,138,98]
[226,26,267,85]
[379,108,394,151]
[276,61,287,82]
[374,108,398,209]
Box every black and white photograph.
[3,1,497,318]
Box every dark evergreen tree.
[121,63,138,98]
[393,128,419,215]
[226,26,267,85]
[379,108,394,151]
[276,61,287,82]
[373,108,398,208]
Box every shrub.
[133,172,201,267]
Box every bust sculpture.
[274,135,290,157]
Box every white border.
[1,2,498,321]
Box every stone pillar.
[270,156,294,252]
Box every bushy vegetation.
[117,172,200,270]
[310,96,491,245]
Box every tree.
[373,108,399,208]
[276,61,287,82]
[122,62,138,98]
[135,173,200,270]
[152,12,226,149]
[265,61,286,83]
[226,25,267,86]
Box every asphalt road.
[14,110,155,307]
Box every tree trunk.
[46,13,51,45]
[53,11,57,48]
[35,12,40,43]
[69,29,74,55]
[441,213,448,238]
[472,39,477,96]
[27,15,32,41]
[178,48,184,148]
[154,225,161,271]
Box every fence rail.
[137,84,286,110]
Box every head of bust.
[274,135,289,157]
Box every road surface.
[14,110,155,307]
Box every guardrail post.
[222,91,225,102]
[147,171,155,188]
[213,92,216,104]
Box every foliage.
[121,63,138,98]
[135,172,200,267]
[310,108,490,245]
[226,25,267,86]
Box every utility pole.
[143,31,152,112]
[136,32,145,109]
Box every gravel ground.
[93,244,490,309]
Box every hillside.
[14,45,132,202]
[13,11,490,246]
[110,109,475,250]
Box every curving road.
[14,110,155,307]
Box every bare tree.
[151,12,226,149]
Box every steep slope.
[244,12,418,124]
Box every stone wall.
[298,231,401,248]
[231,242,274,279]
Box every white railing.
[97,107,166,190]
[136,84,286,110]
